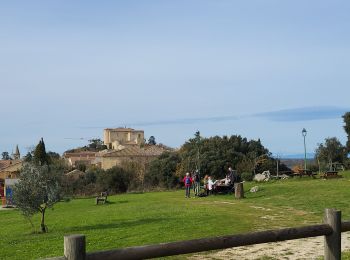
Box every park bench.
[321,171,341,179]
[95,192,108,205]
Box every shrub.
[241,172,254,182]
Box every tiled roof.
[63,151,97,158]
[0,160,19,171]
[98,145,166,158]
[0,160,12,170]
[0,160,22,173]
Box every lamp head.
[302,128,307,137]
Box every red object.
[182,176,193,187]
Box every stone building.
[96,144,167,170]
[63,151,98,168]
[103,128,144,149]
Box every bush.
[98,166,135,194]
[241,172,254,182]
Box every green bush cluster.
[241,172,254,181]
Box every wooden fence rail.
[47,209,350,260]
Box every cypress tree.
[343,112,350,152]
[33,138,48,165]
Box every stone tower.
[13,145,20,160]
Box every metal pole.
[303,134,307,171]
[276,155,279,178]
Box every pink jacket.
[183,176,193,187]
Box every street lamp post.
[302,128,307,172]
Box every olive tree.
[13,163,61,233]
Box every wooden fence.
[47,208,350,260]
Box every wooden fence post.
[324,208,341,260]
[234,182,244,199]
[64,234,86,260]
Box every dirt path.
[189,232,350,260]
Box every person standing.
[207,176,215,195]
[227,167,235,184]
[193,170,201,196]
[203,175,209,195]
[183,172,193,198]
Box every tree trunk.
[41,208,47,233]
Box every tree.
[148,136,156,145]
[98,166,134,193]
[33,138,48,166]
[13,163,61,233]
[177,134,269,179]
[1,151,11,160]
[315,137,347,170]
[23,152,33,162]
[343,112,350,152]
[145,151,181,188]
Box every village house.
[63,151,98,168]
[96,144,168,170]
[0,145,22,207]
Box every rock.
[254,170,271,182]
[250,186,259,193]
[254,174,266,182]
[279,174,289,180]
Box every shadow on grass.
[65,217,169,232]
[95,200,129,205]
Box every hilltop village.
[0,127,171,203]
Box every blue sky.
[1,1,349,157]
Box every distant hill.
[281,153,315,159]
[280,158,315,169]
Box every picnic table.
[293,169,316,178]
[321,170,340,179]
[214,184,234,194]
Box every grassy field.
[1,172,350,259]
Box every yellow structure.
[103,128,144,149]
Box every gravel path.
[189,232,350,260]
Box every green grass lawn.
[1,172,350,259]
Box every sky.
[1,0,350,157]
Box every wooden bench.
[321,171,340,179]
[96,192,108,205]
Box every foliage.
[1,151,11,160]
[98,166,134,193]
[178,133,269,179]
[145,151,181,188]
[47,151,60,162]
[88,138,107,150]
[33,138,49,166]
[343,112,350,152]
[120,159,148,191]
[23,152,33,162]
[148,136,156,145]
[76,162,87,172]
[315,137,347,170]
[13,163,61,233]
[241,172,254,181]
